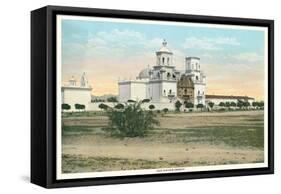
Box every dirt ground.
[62,110,264,173]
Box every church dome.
[138,68,151,79]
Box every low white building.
[61,73,92,111]
[118,40,206,105]
[205,95,255,106]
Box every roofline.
[185,57,200,60]
[156,51,173,54]
[206,94,255,100]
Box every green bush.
[149,104,155,110]
[62,103,71,111]
[103,101,159,137]
[99,103,108,110]
[74,103,85,111]
[175,100,182,112]
[163,108,169,114]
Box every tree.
[196,103,204,111]
[225,102,230,107]
[115,103,124,109]
[142,99,150,103]
[62,103,71,112]
[252,101,258,107]
[175,100,182,112]
[243,101,250,109]
[185,102,194,109]
[230,102,236,107]
[149,104,155,110]
[237,100,244,109]
[99,103,108,110]
[103,101,159,137]
[163,108,169,114]
[107,96,118,102]
[127,99,136,103]
[258,101,264,109]
[219,102,225,107]
[208,102,214,109]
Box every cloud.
[231,52,264,63]
[182,37,240,50]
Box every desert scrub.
[103,101,159,137]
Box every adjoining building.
[205,95,255,106]
[61,73,92,111]
[118,40,206,105]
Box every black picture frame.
[31,5,274,188]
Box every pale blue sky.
[60,18,266,99]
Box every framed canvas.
[31,5,274,188]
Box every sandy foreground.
[63,135,263,165]
[62,110,264,171]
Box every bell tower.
[156,39,173,66]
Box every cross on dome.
[162,39,167,47]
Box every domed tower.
[156,39,173,66]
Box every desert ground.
[61,110,264,173]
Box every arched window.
[164,90,166,95]
[162,57,165,65]
[169,89,172,94]
[198,90,200,95]
[167,57,170,65]
[157,72,160,78]
[167,72,171,79]
[184,89,187,94]
[196,76,199,80]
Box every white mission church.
[61,40,254,111]
[118,40,206,105]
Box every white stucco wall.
[118,81,148,102]
[62,87,92,111]
[118,82,131,102]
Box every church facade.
[118,40,206,105]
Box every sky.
[60,17,266,100]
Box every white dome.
[138,68,151,79]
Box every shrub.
[149,104,155,110]
[163,108,169,114]
[175,100,182,112]
[208,102,214,109]
[103,101,159,137]
[99,103,108,110]
[107,96,118,102]
[230,102,236,107]
[185,102,194,109]
[62,103,71,111]
[196,103,204,110]
[142,99,150,103]
[115,103,124,109]
[74,103,85,111]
